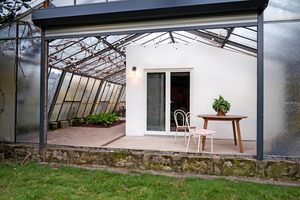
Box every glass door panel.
[147,73,166,131]
[170,72,190,131]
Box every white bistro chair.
[185,112,215,152]
[174,109,195,146]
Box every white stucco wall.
[126,42,257,140]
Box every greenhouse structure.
[0,0,299,161]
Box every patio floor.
[45,123,255,155]
[106,135,256,155]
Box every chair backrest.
[174,109,187,127]
[185,112,201,130]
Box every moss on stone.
[112,151,131,162]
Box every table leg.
[202,119,208,150]
[236,120,243,153]
[232,121,237,145]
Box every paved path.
[47,123,125,147]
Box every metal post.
[257,12,264,160]
[14,23,19,143]
[40,27,48,149]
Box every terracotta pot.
[217,110,226,116]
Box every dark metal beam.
[221,27,234,48]
[257,12,264,160]
[96,36,126,58]
[32,0,269,28]
[169,32,175,43]
[40,27,48,149]
[14,23,19,143]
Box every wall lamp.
[132,66,137,76]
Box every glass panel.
[18,13,41,37]
[48,68,62,105]
[228,34,257,50]
[170,72,190,132]
[100,102,109,113]
[74,77,88,101]
[100,83,110,101]
[264,0,300,21]
[106,103,113,113]
[0,40,16,142]
[88,80,100,103]
[147,73,165,131]
[96,81,106,104]
[92,103,99,114]
[105,84,115,101]
[56,73,72,103]
[68,102,81,119]
[76,0,106,5]
[65,75,81,101]
[58,102,72,121]
[81,78,95,103]
[50,0,74,7]
[16,39,41,143]
[264,22,300,157]
[0,23,16,39]
[83,104,93,116]
[50,104,62,122]
[76,103,86,118]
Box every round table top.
[197,114,248,120]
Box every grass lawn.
[0,162,299,199]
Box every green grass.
[0,162,299,200]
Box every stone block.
[150,155,172,171]
[69,118,83,126]
[266,160,298,181]
[256,161,266,178]
[221,158,256,177]
[48,122,59,130]
[60,120,69,129]
[182,156,213,174]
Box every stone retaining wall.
[8,144,300,181]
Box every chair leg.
[174,128,178,144]
[186,134,191,152]
[197,136,201,152]
[211,135,213,153]
[184,129,186,146]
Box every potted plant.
[212,95,231,116]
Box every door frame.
[144,68,194,136]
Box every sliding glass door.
[147,71,190,133]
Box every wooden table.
[197,115,247,153]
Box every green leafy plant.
[212,95,231,114]
[85,111,119,126]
